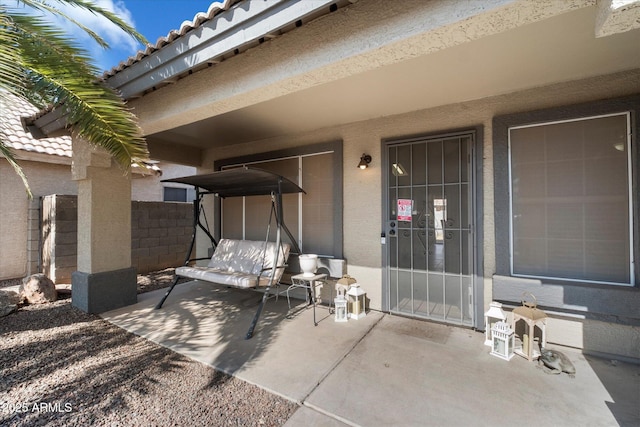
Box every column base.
[72,267,137,313]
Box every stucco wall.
[206,70,639,305]
[0,159,194,281]
[0,160,77,280]
[203,70,640,359]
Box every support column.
[71,137,136,313]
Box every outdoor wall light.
[358,153,372,169]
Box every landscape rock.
[19,274,57,304]
[0,290,22,317]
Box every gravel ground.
[0,269,298,426]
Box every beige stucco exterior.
[200,70,640,315]
[97,0,640,358]
[15,0,637,356]
[71,138,131,273]
[131,0,639,151]
[0,159,76,280]
[105,0,640,359]
[0,153,192,280]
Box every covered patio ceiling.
[142,4,640,159]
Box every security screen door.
[386,134,475,326]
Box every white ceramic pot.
[299,254,318,277]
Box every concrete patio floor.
[101,281,640,427]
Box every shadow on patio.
[102,280,381,404]
[102,282,640,426]
[584,354,640,426]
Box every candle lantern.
[512,292,547,361]
[346,283,366,319]
[484,301,506,346]
[334,295,348,322]
[491,321,515,361]
[336,275,356,299]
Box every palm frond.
[0,9,27,98]
[14,0,148,47]
[1,1,151,185]
[12,12,149,169]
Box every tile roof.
[0,92,72,158]
[101,0,239,80]
[1,91,161,175]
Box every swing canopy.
[162,167,305,197]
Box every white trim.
[298,156,303,252]
[220,150,336,256]
[625,112,634,285]
[508,112,629,130]
[508,112,634,286]
[508,130,515,279]
[511,273,634,288]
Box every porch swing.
[154,167,304,339]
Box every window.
[163,186,194,202]
[220,150,339,256]
[509,113,633,286]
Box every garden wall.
[41,195,193,284]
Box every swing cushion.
[175,239,291,289]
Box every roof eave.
[105,0,345,100]
[23,108,71,139]
[25,0,348,140]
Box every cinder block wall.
[131,201,193,274]
[42,195,193,283]
[26,199,42,276]
[42,195,78,283]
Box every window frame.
[492,95,640,321]
[213,141,344,258]
[507,112,634,287]
[163,186,195,202]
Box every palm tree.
[0,0,150,198]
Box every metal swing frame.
[154,167,304,339]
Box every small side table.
[287,273,327,326]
